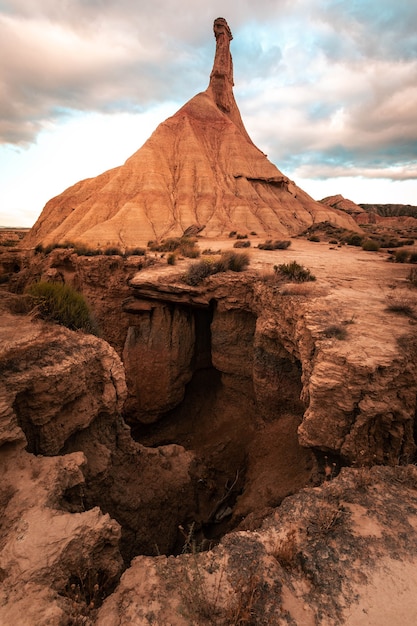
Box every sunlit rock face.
[24,18,359,250]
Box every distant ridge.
[24,18,360,249]
[359,204,417,218]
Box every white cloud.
[0,0,416,225]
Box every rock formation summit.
[25,18,358,249]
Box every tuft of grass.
[216,251,250,273]
[362,239,380,251]
[274,260,316,283]
[233,240,251,248]
[167,253,177,265]
[148,236,200,258]
[394,249,410,263]
[182,252,250,286]
[385,293,416,318]
[344,233,364,247]
[408,267,417,287]
[258,240,291,250]
[182,259,215,286]
[104,246,123,256]
[126,247,146,256]
[323,324,348,340]
[26,281,98,334]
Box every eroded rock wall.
[96,466,417,626]
[0,305,196,621]
[123,303,195,422]
[127,270,417,468]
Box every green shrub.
[274,240,291,250]
[74,245,102,256]
[380,239,400,248]
[274,261,316,283]
[258,240,291,250]
[308,235,320,242]
[394,249,410,263]
[362,239,380,251]
[182,260,214,286]
[233,240,251,248]
[180,242,200,258]
[167,253,177,265]
[345,233,363,247]
[148,236,200,258]
[216,251,250,272]
[26,282,98,334]
[127,247,146,256]
[409,252,417,264]
[104,247,123,256]
[236,233,248,239]
[182,252,250,286]
[258,240,274,250]
[43,243,61,254]
[228,231,237,238]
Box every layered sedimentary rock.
[126,255,417,467]
[24,18,359,250]
[0,304,196,622]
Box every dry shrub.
[308,504,344,536]
[258,240,291,250]
[280,282,317,296]
[408,267,417,287]
[224,570,261,625]
[323,324,348,340]
[274,261,316,283]
[385,292,417,319]
[217,251,250,272]
[257,269,279,285]
[148,236,200,258]
[182,252,250,286]
[179,558,226,624]
[62,568,113,624]
[354,467,374,491]
[390,465,417,489]
[362,239,380,251]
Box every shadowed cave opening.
[128,303,317,556]
[12,301,318,564]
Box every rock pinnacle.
[206,17,254,145]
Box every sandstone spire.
[206,17,254,146]
[24,18,360,249]
[208,17,234,112]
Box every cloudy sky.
[1,0,416,226]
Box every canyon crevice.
[1,237,417,623]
